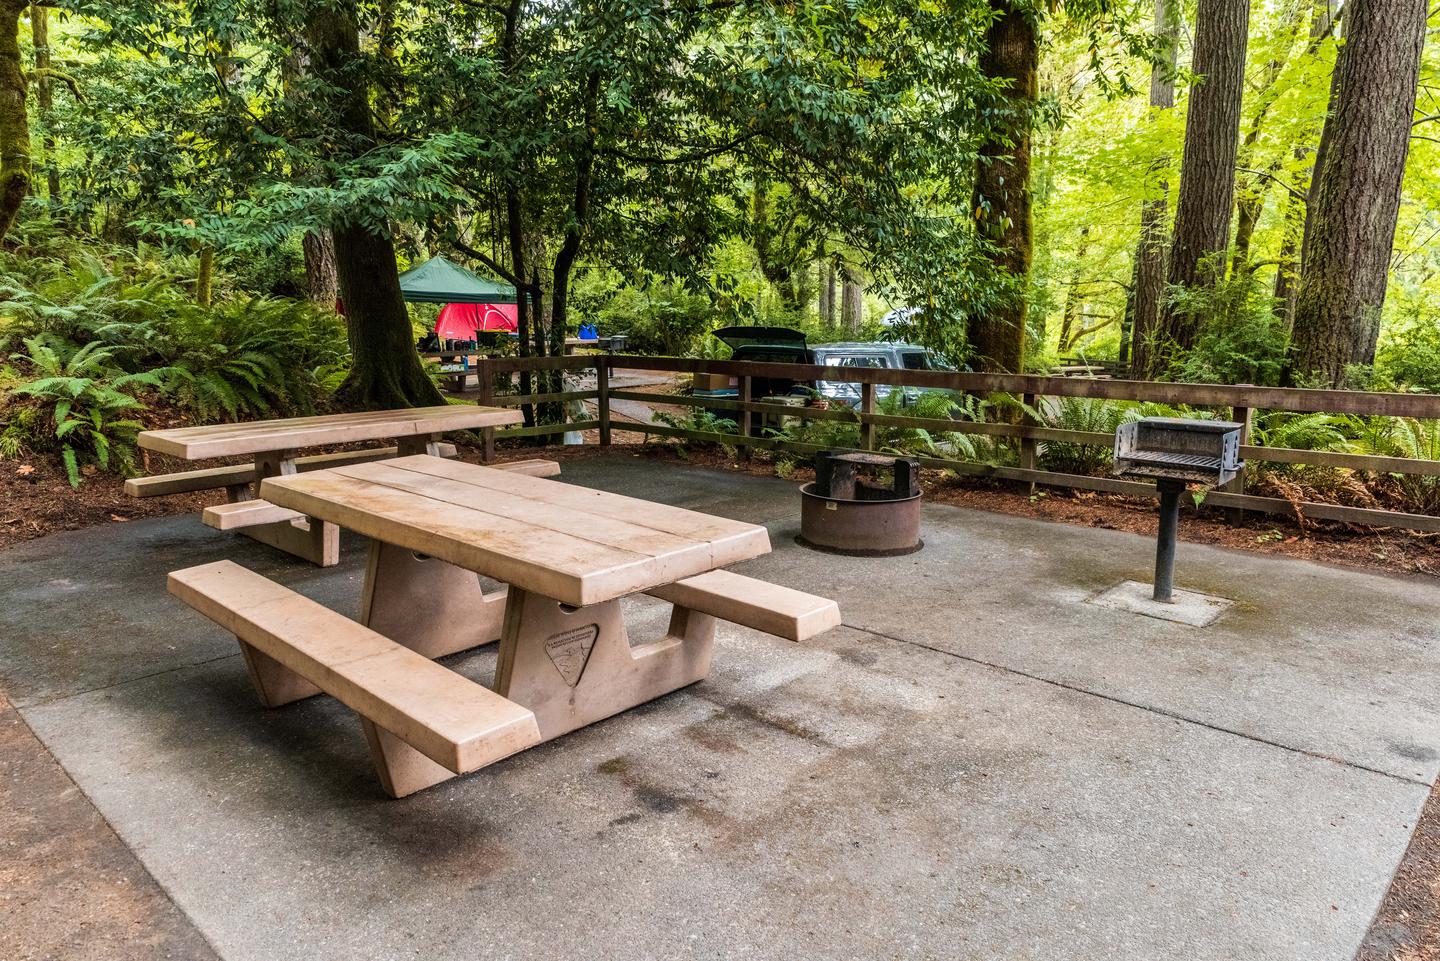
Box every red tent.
[435,302,518,339]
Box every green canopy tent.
[398,256,519,337]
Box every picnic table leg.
[494,588,717,742]
[236,449,341,567]
[395,433,444,457]
[359,541,507,658]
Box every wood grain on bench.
[125,443,460,498]
[200,458,561,532]
[261,455,769,607]
[139,407,519,459]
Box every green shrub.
[1374,307,1440,394]
[1159,271,1289,386]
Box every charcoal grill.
[1113,418,1245,602]
[798,451,922,556]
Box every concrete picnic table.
[178,453,836,796]
[132,406,520,566]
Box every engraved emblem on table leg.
[545,624,598,687]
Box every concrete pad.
[1088,579,1234,627]
[4,455,1439,960]
[19,625,1423,961]
[712,481,1440,784]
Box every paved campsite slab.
[2,455,1437,961]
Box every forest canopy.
[3,0,1438,407]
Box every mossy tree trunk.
[0,0,31,243]
[195,246,214,306]
[30,3,58,204]
[968,2,1037,374]
[1289,0,1425,387]
[1149,0,1249,377]
[306,3,442,410]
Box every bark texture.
[1150,0,1249,376]
[307,3,442,409]
[819,260,835,326]
[1130,0,1178,376]
[302,229,339,306]
[1289,0,1424,386]
[840,264,863,334]
[0,0,30,243]
[968,2,1037,374]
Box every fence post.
[738,374,753,459]
[859,381,876,451]
[1020,392,1038,495]
[597,357,611,448]
[476,357,496,463]
[1223,398,1253,523]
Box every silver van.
[811,342,953,408]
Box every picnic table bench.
[169,455,841,797]
[129,406,549,566]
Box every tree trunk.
[0,0,31,243]
[1273,0,1339,327]
[196,246,214,306]
[968,2,1038,374]
[307,3,442,409]
[1149,0,1249,376]
[30,4,58,204]
[820,260,836,326]
[1272,176,1305,328]
[1130,0,1180,378]
[1057,227,1089,353]
[1290,0,1425,387]
[840,265,863,335]
[302,229,339,306]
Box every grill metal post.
[1153,479,1184,602]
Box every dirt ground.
[0,694,220,961]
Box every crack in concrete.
[848,621,1433,790]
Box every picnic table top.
[259,455,772,606]
[138,406,521,460]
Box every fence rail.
[465,353,1440,533]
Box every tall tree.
[1128,0,1179,376]
[841,264,863,335]
[968,1,1038,373]
[305,3,443,409]
[1149,0,1249,376]
[1289,0,1426,386]
[29,3,59,204]
[818,258,835,326]
[1269,1,1338,327]
[0,0,30,241]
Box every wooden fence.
[465,353,1440,533]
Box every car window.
[837,355,887,368]
[899,351,929,370]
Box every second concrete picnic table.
[134,406,521,566]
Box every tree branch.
[1236,166,1308,203]
[448,235,538,293]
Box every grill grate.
[1123,451,1222,470]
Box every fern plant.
[1349,416,1440,513]
[8,337,161,486]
